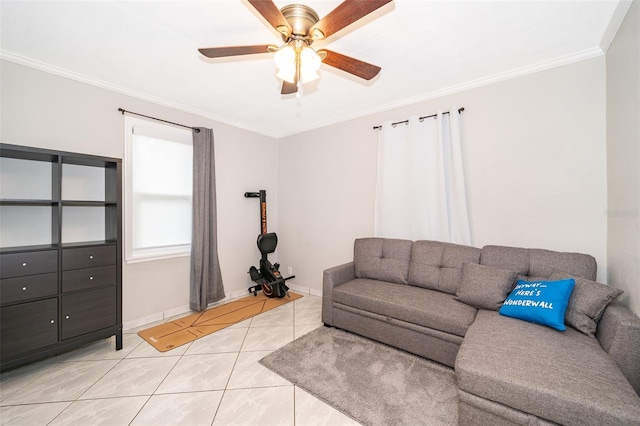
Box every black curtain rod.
[118,108,200,133]
[372,107,465,130]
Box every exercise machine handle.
[245,190,267,234]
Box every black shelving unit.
[0,143,123,371]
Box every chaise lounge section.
[322,237,640,425]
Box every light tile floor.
[0,294,361,425]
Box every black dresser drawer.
[0,273,58,305]
[62,245,116,271]
[62,287,117,340]
[62,265,116,293]
[1,298,58,360]
[0,250,58,279]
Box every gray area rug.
[260,326,458,425]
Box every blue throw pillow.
[499,278,575,331]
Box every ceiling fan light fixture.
[299,46,321,83]
[274,45,297,83]
[274,44,321,85]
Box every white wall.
[3,52,621,322]
[278,57,608,293]
[607,0,640,316]
[1,60,279,327]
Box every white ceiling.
[0,1,631,138]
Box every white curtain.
[374,107,471,244]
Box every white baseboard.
[288,283,322,297]
[123,313,164,331]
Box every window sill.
[125,251,190,264]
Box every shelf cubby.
[0,143,122,371]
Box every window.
[124,116,193,262]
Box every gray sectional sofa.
[322,238,640,425]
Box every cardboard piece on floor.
[138,292,303,352]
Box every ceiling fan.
[198,0,393,95]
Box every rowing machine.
[245,190,295,297]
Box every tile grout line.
[3,295,323,425]
[211,323,251,425]
[126,351,186,426]
[213,297,298,424]
[293,299,297,425]
[46,354,128,425]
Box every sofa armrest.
[322,262,356,326]
[597,302,640,395]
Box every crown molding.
[0,50,276,138]
[274,47,605,138]
[599,0,633,52]
[2,47,604,140]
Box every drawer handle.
[22,262,27,267]
[89,276,94,280]
[50,319,55,324]
[65,315,70,320]
[89,255,94,259]
[22,286,27,291]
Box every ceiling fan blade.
[247,0,292,37]
[319,49,381,80]
[198,45,272,58]
[281,81,298,95]
[311,0,393,39]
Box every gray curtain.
[190,127,225,311]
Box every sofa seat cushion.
[333,278,477,337]
[456,310,640,426]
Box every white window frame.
[123,115,193,263]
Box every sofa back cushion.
[480,245,597,281]
[354,238,413,284]
[408,240,481,294]
[549,271,623,338]
[455,262,518,310]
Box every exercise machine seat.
[257,233,278,255]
